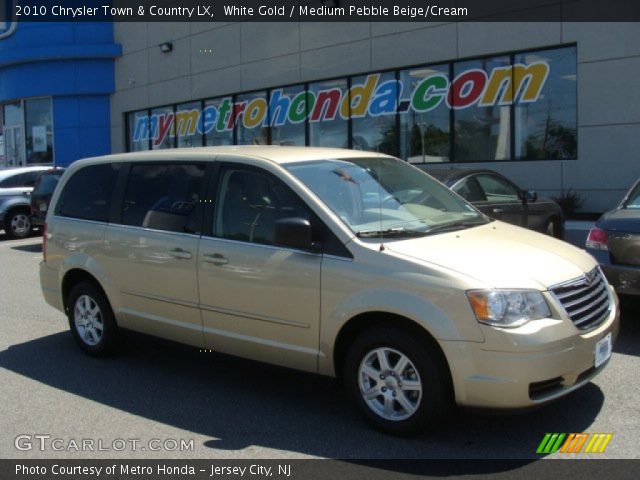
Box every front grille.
[550,267,611,330]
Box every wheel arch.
[61,268,112,317]
[332,311,453,390]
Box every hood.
[384,221,596,290]
[598,208,640,234]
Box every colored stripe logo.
[537,433,612,454]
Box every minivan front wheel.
[344,327,451,435]
[67,282,119,356]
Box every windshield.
[285,157,488,237]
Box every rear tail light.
[586,227,609,251]
[43,222,47,262]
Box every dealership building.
[1,20,639,212]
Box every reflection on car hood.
[384,221,596,289]
[598,208,640,234]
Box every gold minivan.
[40,147,619,434]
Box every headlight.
[466,290,551,328]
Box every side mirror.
[274,217,315,251]
[524,190,538,203]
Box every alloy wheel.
[358,347,423,421]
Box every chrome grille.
[550,267,611,330]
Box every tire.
[4,208,32,239]
[343,326,452,435]
[67,282,120,356]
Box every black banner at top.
[4,0,640,22]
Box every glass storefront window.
[124,46,577,164]
[351,72,398,156]
[399,64,450,163]
[128,110,151,151]
[25,98,53,165]
[176,102,202,148]
[204,96,234,146]
[453,56,512,161]
[236,91,268,145]
[515,47,577,160]
[269,85,306,146]
[151,106,174,149]
[308,78,348,148]
[3,102,22,127]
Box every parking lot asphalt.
[0,233,639,461]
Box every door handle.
[170,248,192,260]
[203,253,229,265]
[492,208,504,213]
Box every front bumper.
[441,290,619,409]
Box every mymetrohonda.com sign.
[133,61,549,147]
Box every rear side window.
[56,164,120,222]
[121,163,205,234]
[453,177,486,202]
[20,171,40,187]
[34,172,64,195]
[0,173,23,188]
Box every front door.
[197,163,321,373]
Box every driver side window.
[475,174,520,203]
[214,167,310,246]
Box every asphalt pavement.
[0,233,639,461]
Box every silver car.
[0,166,50,238]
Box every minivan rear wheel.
[67,282,119,356]
[343,326,451,435]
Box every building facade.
[0,22,121,168]
[107,22,637,212]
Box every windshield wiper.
[356,228,428,238]
[425,219,489,235]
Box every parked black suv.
[30,168,65,227]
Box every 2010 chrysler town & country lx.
[40,147,619,434]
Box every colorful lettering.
[134,63,551,147]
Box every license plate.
[39,203,47,212]
[595,332,612,368]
